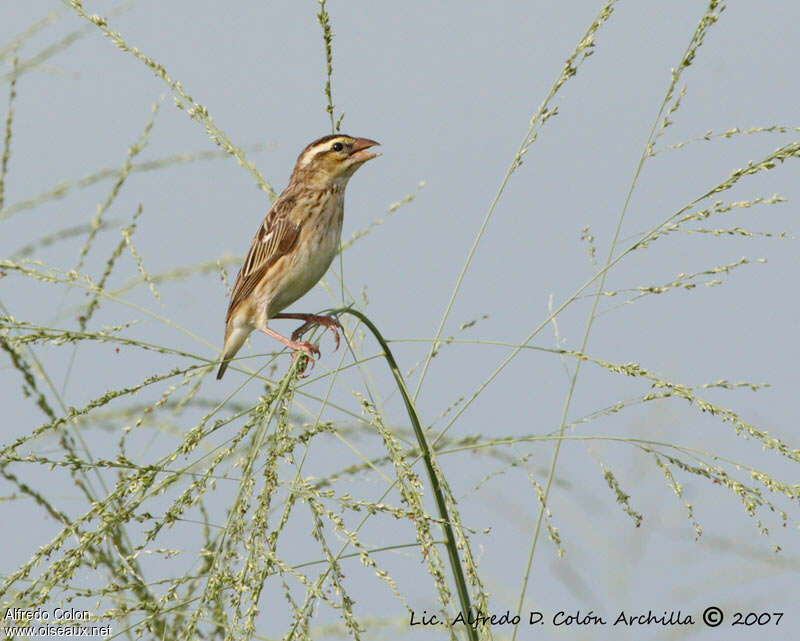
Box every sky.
[1,1,799,640]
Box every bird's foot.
[289,341,320,376]
[286,314,343,351]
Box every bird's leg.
[256,305,319,374]
[272,313,343,351]
[258,325,320,357]
[259,325,320,375]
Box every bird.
[216,134,380,380]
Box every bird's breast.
[265,191,344,316]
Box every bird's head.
[291,134,380,188]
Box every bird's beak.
[348,138,380,163]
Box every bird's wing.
[225,198,300,322]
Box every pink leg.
[272,313,343,351]
[258,325,319,374]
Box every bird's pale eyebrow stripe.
[297,137,350,167]
[298,148,321,168]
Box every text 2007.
[732,612,783,626]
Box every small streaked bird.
[216,134,380,379]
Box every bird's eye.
[332,142,343,152]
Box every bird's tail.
[216,325,251,380]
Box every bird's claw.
[327,319,342,351]
[291,316,343,351]
[291,342,319,377]
[300,341,320,358]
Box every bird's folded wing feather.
[226,200,300,322]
